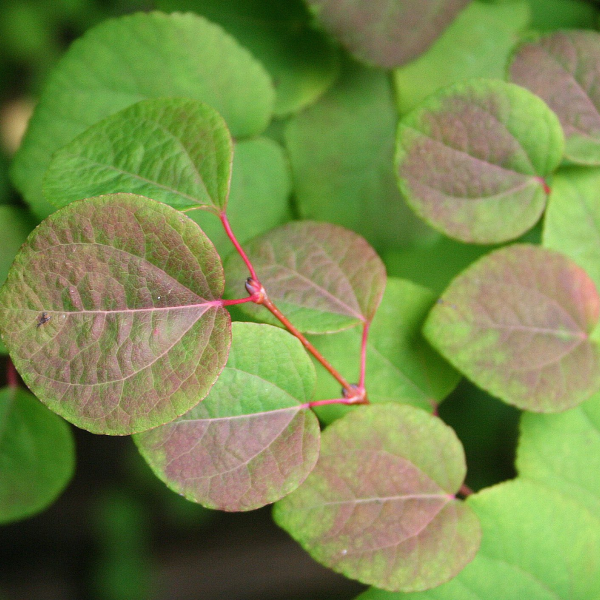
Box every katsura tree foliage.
[1,1,600,597]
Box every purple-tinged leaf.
[0,193,230,435]
[43,98,234,212]
[225,221,386,333]
[135,322,319,511]
[273,404,480,592]
[305,0,470,68]
[424,244,600,412]
[510,30,600,165]
[0,386,75,524]
[396,79,564,243]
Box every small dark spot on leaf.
[36,312,51,328]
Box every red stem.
[458,483,474,498]
[7,358,18,388]
[220,212,258,281]
[358,322,370,390]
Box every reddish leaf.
[306,0,470,68]
[396,79,564,243]
[0,193,230,435]
[225,221,386,333]
[135,322,320,511]
[510,30,600,165]
[424,244,600,412]
[273,404,480,592]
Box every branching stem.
[220,212,258,281]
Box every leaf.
[307,278,461,424]
[356,479,600,600]
[509,30,600,165]
[188,136,292,259]
[0,193,230,435]
[286,57,436,253]
[274,404,480,592]
[542,167,600,292]
[517,389,600,515]
[155,0,339,116]
[305,0,470,68]
[225,221,387,333]
[0,386,75,524]
[393,1,531,114]
[525,0,598,31]
[424,244,600,412]
[135,322,320,511]
[396,79,564,243]
[11,11,274,219]
[43,98,234,212]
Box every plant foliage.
[2,1,600,596]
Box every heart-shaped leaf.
[0,193,230,435]
[0,386,75,524]
[156,0,339,116]
[517,389,600,515]
[509,30,600,165]
[393,1,531,114]
[286,58,435,253]
[135,322,320,511]
[396,79,564,243]
[543,167,600,292]
[274,404,480,592]
[305,0,470,68]
[43,98,234,212]
[307,278,460,424]
[11,11,274,219]
[424,244,600,412]
[225,221,386,333]
[357,479,600,599]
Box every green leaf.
[0,193,230,435]
[308,278,461,424]
[543,167,600,292]
[517,390,600,514]
[11,11,275,219]
[188,136,292,259]
[510,30,600,165]
[286,58,435,253]
[43,98,234,212]
[356,479,600,599]
[305,0,470,68]
[424,244,600,412]
[155,0,339,116]
[396,79,564,243]
[0,386,75,524]
[274,404,480,592]
[135,322,319,511]
[525,0,598,31]
[225,221,387,333]
[393,1,531,115]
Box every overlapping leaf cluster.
[1,0,600,596]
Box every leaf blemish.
[36,312,51,328]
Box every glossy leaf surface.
[305,0,470,68]
[308,278,460,424]
[424,244,600,412]
[357,479,600,599]
[286,58,435,253]
[393,1,530,114]
[510,30,600,164]
[43,98,233,212]
[518,390,600,514]
[135,322,320,511]
[225,221,386,333]
[543,167,600,292]
[396,79,564,243]
[0,386,75,524]
[156,0,338,116]
[11,11,274,218]
[0,193,230,435]
[274,404,480,592]
[189,137,292,259]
